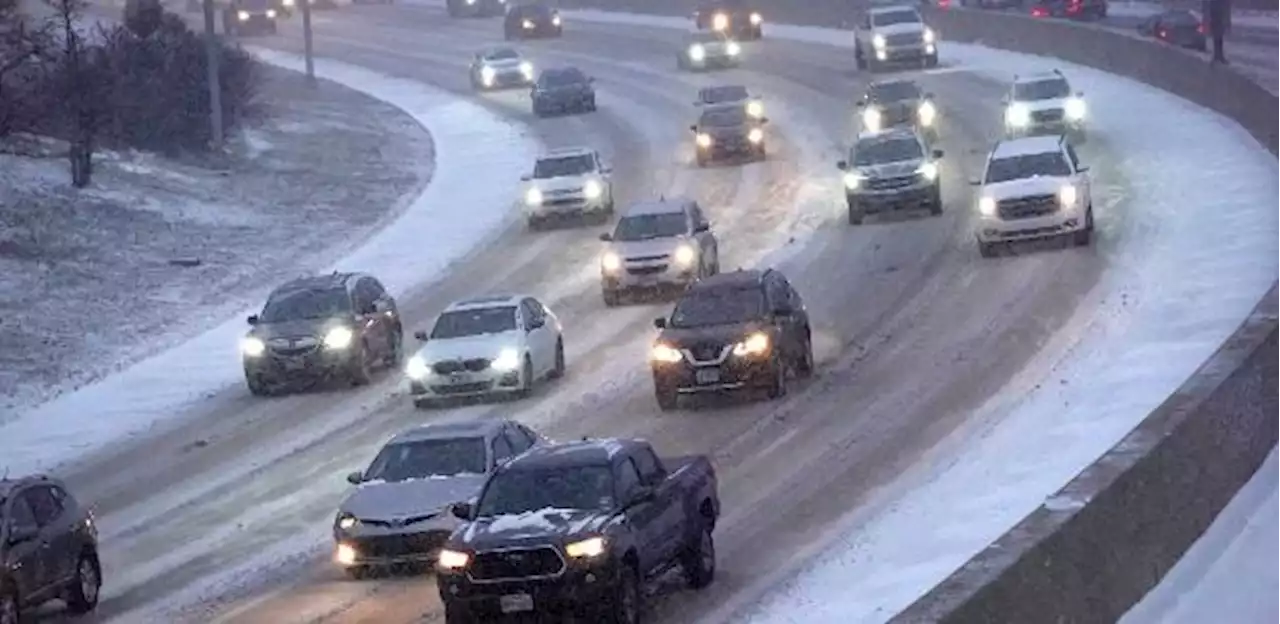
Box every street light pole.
[301,0,316,86]
[201,0,224,147]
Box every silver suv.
[854,5,938,71]
[598,198,720,307]
[1003,70,1088,142]
[838,128,944,225]
[520,147,615,229]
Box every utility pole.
[201,0,224,147]
[301,0,316,86]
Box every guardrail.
[556,1,1278,620]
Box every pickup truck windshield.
[477,466,616,516]
[365,437,487,481]
[702,85,748,104]
[534,154,594,178]
[431,306,517,339]
[853,137,922,166]
[1013,79,1070,101]
[872,10,920,27]
[261,288,350,322]
[613,212,687,241]
[671,286,764,328]
[985,153,1072,184]
[700,107,747,127]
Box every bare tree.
[0,0,50,138]
[43,0,98,187]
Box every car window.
[476,465,615,515]
[5,494,37,531]
[260,287,350,323]
[616,459,643,501]
[23,487,63,527]
[502,426,533,454]
[702,85,748,104]
[872,9,920,27]
[764,274,790,309]
[1012,78,1071,102]
[363,437,487,481]
[984,152,1073,184]
[431,306,518,338]
[670,285,764,328]
[492,434,515,465]
[613,212,689,241]
[533,154,595,178]
[485,48,520,61]
[518,424,541,445]
[631,447,666,485]
[519,299,538,328]
[366,278,388,302]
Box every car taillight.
[1197,23,1206,34]
[1031,7,1048,16]
[1159,29,1168,38]
[938,0,951,7]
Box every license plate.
[695,368,721,384]
[499,593,534,613]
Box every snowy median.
[0,52,540,476]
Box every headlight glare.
[1005,103,1030,127]
[650,343,683,363]
[601,251,621,272]
[673,244,696,267]
[872,34,886,49]
[519,61,534,76]
[1058,184,1078,206]
[237,10,250,20]
[492,348,521,372]
[689,44,706,60]
[923,28,936,43]
[749,12,762,25]
[337,514,358,530]
[746,100,764,117]
[1064,97,1087,121]
[747,127,763,143]
[712,13,728,30]
[726,41,741,56]
[733,331,770,357]
[522,19,534,28]
[405,355,429,379]
[525,187,543,206]
[334,543,357,566]
[918,100,937,126]
[565,536,607,558]
[552,15,561,26]
[978,196,997,217]
[481,65,496,80]
[843,172,862,190]
[438,549,470,570]
[266,9,276,18]
[323,326,354,350]
[862,107,882,132]
[917,161,939,181]
[241,336,265,357]
[696,132,712,148]
[583,179,603,199]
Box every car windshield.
[485,48,520,61]
[1013,78,1071,101]
[872,10,920,27]
[613,212,688,241]
[516,5,550,17]
[430,306,518,338]
[364,437,487,481]
[869,81,920,103]
[539,69,584,87]
[534,154,594,178]
[702,85,748,103]
[1163,10,1200,25]
[985,152,1072,183]
[700,106,746,127]
[476,466,616,516]
[853,137,922,166]
[260,287,349,323]
[670,285,764,328]
[240,0,272,9]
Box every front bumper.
[602,257,698,291]
[408,366,523,399]
[849,182,939,213]
[477,70,533,89]
[335,527,455,567]
[653,354,776,395]
[697,136,763,160]
[244,346,356,383]
[526,192,609,217]
[514,22,560,37]
[685,53,740,69]
[871,42,937,63]
[438,560,621,619]
[976,205,1087,243]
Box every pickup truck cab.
[436,438,720,624]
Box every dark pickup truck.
[435,438,720,624]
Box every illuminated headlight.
[237,10,250,20]
[918,100,937,126]
[1058,184,1078,206]
[923,28,936,44]
[523,19,534,28]
[405,355,429,379]
[726,41,741,56]
[492,348,520,372]
[872,34,887,49]
[438,549,471,571]
[673,244,696,267]
[842,172,863,190]
[861,107,882,132]
[282,0,294,6]
[552,15,561,26]
[732,331,770,357]
[916,161,939,181]
[601,251,621,272]
[749,12,762,25]
[266,9,276,18]
[746,100,764,118]
[466,0,475,4]
[1064,97,1087,121]
[525,187,543,206]
[1005,103,1030,128]
[696,132,713,148]
[583,179,603,200]
[978,196,997,217]
[241,336,265,357]
[336,513,358,530]
[689,44,706,61]
[519,61,534,78]
[747,127,763,143]
[565,537,607,558]
[712,13,728,30]
[650,343,684,363]
[334,543,357,566]
[323,326,354,350]
[481,66,496,81]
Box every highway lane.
[46,5,1122,623]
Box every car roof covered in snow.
[388,420,506,445]
[1013,70,1067,84]
[621,197,693,217]
[446,295,528,311]
[539,146,596,159]
[273,272,358,295]
[991,135,1065,160]
[505,438,635,470]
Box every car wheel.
[246,374,273,397]
[655,384,678,411]
[64,551,101,614]
[385,328,404,367]
[0,590,18,624]
[978,240,998,258]
[516,356,534,398]
[527,214,545,231]
[444,604,473,624]
[855,49,867,70]
[681,523,716,589]
[603,288,622,307]
[607,563,642,624]
[345,565,371,580]
[847,199,865,225]
[550,338,566,379]
[1073,206,1094,247]
[795,331,815,378]
[765,356,788,400]
[929,186,943,216]
[349,344,373,386]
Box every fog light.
[335,544,357,566]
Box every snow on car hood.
[1013,98,1069,113]
[981,175,1072,202]
[459,507,608,546]
[415,330,525,362]
[609,235,691,261]
[874,22,925,37]
[340,473,487,521]
[529,174,594,193]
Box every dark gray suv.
[1,476,101,623]
[241,272,403,396]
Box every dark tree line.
[0,0,260,186]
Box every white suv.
[972,135,1094,258]
[1003,70,1087,142]
[597,197,720,307]
[520,147,615,230]
[404,295,564,407]
[854,5,938,71]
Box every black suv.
[241,272,403,396]
[691,102,769,167]
[1,476,101,623]
[856,79,938,142]
[650,268,813,410]
[222,0,279,36]
[531,67,597,117]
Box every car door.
[765,273,803,359]
[614,458,666,575]
[366,277,399,349]
[1064,143,1090,200]
[25,486,74,585]
[632,446,685,560]
[2,492,47,601]
[520,298,553,375]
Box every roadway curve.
[48,4,1125,623]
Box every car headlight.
[861,107,882,132]
[978,196,997,217]
[1058,184,1078,206]
[237,10,250,20]
[747,127,764,143]
[673,244,696,267]
[712,13,728,30]
[923,28,935,44]
[583,179,603,199]
[522,19,534,28]
[872,34,887,49]
[552,15,561,26]
[323,326,354,350]
[726,41,741,56]
[565,536,607,558]
[336,513,358,530]
[525,187,543,206]
[916,161,939,181]
[492,348,521,372]
[689,44,706,61]
[696,132,712,148]
[601,251,621,272]
[334,543,357,566]
[918,100,937,126]
[733,331,770,357]
[1064,97,1087,121]
[749,12,762,25]
[438,549,471,570]
[650,343,684,363]
[405,355,429,379]
[1005,103,1030,128]
[282,0,294,6]
[746,100,764,118]
[266,9,276,18]
[241,336,265,357]
[519,61,534,77]
[842,172,863,190]
[481,65,496,81]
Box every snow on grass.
[0,53,539,477]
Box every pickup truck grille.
[886,32,922,46]
[865,174,919,191]
[433,358,491,374]
[470,547,566,581]
[998,194,1059,220]
[1032,108,1065,123]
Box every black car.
[240,272,403,395]
[1137,9,1207,50]
[504,3,562,40]
[691,102,769,167]
[1,476,102,623]
[856,79,938,142]
[650,268,813,410]
[221,0,278,35]
[693,0,763,39]
[837,127,944,225]
[1027,0,1108,20]
[436,438,720,624]
[447,0,505,18]
[531,67,596,117]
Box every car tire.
[978,240,998,258]
[246,374,273,397]
[516,356,534,398]
[385,327,403,367]
[606,563,642,624]
[444,604,473,624]
[0,588,19,624]
[765,356,788,400]
[1072,206,1094,247]
[64,551,101,614]
[349,344,373,386]
[926,53,939,68]
[795,330,815,378]
[345,565,371,580]
[655,385,678,411]
[602,288,622,307]
[929,186,943,216]
[549,338,566,379]
[681,524,717,589]
[847,200,865,225]
[587,96,598,112]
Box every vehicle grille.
[886,32,922,46]
[1031,108,1065,123]
[627,254,668,263]
[998,194,1059,220]
[688,341,728,362]
[432,358,491,374]
[627,265,668,276]
[269,345,319,357]
[470,547,566,581]
[351,530,451,558]
[865,174,919,191]
[431,381,494,395]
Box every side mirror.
[520,174,531,181]
[1077,165,1090,173]
[598,232,613,242]
[246,314,259,325]
[689,124,698,132]
[451,501,474,521]
[6,524,36,545]
[653,317,667,329]
[694,222,710,233]
[414,330,429,342]
[836,160,848,170]
[345,471,364,485]
[932,149,945,159]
